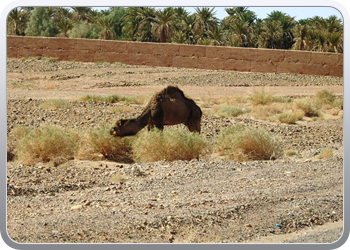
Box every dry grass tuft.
[79,94,120,103]
[277,110,304,124]
[251,90,292,105]
[76,126,134,163]
[39,99,70,110]
[319,147,333,159]
[216,125,283,161]
[132,126,209,162]
[15,125,79,165]
[214,105,247,117]
[295,98,320,117]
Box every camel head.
[110,119,141,137]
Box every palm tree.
[72,7,92,22]
[258,19,283,49]
[57,19,74,37]
[123,7,156,42]
[292,24,310,50]
[7,7,30,35]
[177,14,197,44]
[223,7,256,47]
[97,16,117,40]
[313,15,343,52]
[265,11,296,49]
[208,26,224,46]
[152,8,177,43]
[193,7,218,43]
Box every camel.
[110,86,202,137]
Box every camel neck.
[136,109,151,128]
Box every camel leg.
[188,119,201,133]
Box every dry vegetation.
[7,88,343,166]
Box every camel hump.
[160,86,186,99]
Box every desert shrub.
[315,89,336,105]
[39,99,70,110]
[132,127,209,162]
[79,94,120,103]
[295,98,320,117]
[79,94,144,105]
[7,125,33,161]
[251,91,273,105]
[16,125,79,165]
[215,106,247,117]
[77,126,134,163]
[216,125,283,161]
[277,110,304,124]
[251,90,292,105]
[252,103,286,121]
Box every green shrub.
[16,125,79,165]
[216,125,283,161]
[132,127,209,162]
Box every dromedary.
[110,86,202,137]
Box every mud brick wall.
[7,36,343,77]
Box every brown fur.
[110,86,202,137]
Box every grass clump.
[132,126,209,162]
[215,106,247,117]
[79,94,144,105]
[79,94,120,103]
[251,90,292,105]
[39,99,70,110]
[295,98,320,117]
[315,90,336,105]
[277,110,304,124]
[15,125,79,165]
[77,126,134,163]
[216,125,283,161]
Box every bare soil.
[6,59,344,244]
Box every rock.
[71,205,84,210]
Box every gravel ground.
[6,59,344,244]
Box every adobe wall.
[7,36,343,77]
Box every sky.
[93,6,343,22]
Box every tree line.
[7,7,343,53]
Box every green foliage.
[67,21,101,39]
[8,7,342,52]
[25,7,59,37]
[132,127,209,162]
